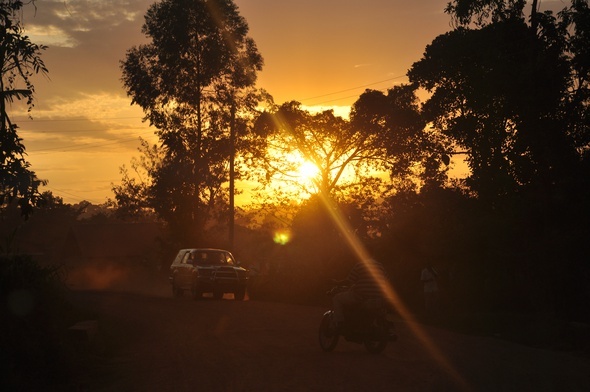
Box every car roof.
[180,248,231,253]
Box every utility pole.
[229,98,236,251]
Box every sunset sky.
[11,0,558,204]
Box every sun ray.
[316,189,471,391]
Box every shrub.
[0,255,77,389]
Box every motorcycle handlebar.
[326,285,349,296]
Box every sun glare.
[273,230,291,245]
[262,149,323,203]
[297,161,320,182]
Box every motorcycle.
[319,285,397,354]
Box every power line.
[299,75,407,104]
[42,185,105,205]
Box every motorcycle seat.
[362,298,385,312]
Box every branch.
[0,89,32,102]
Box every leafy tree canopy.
[119,0,264,245]
[0,0,48,218]
[409,3,587,201]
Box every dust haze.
[64,259,171,298]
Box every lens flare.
[273,230,291,245]
[316,190,470,391]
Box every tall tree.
[254,86,438,205]
[559,0,590,157]
[408,12,576,201]
[120,0,263,246]
[254,102,384,198]
[0,0,48,217]
[406,0,590,315]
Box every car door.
[176,250,193,288]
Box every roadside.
[417,311,590,358]
[63,290,590,392]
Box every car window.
[190,251,218,264]
[187,250,234,265]
[224,253,235,265]
[213,252,227,265]
[181,252,191,264]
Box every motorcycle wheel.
[364,339,387,354]
[318,311,339,352]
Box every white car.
[169,248,249,300]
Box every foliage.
[0,255,78,389]
[110,138,161,221]
[408,13,579,202]
[254,102,359,196]
[559,0,590,154]
[253,91,437,204]
[445,0,528,27]
[350,84,449,188]
[394,0,590,320]
[119,0,264,245]
[0,0,48,217]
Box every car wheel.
[191,283,202,300]
[172,284,183,298]
[234,287,246,301]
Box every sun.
[297,160,320,182]
[260,150,322,201]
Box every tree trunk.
[530,0,538,32]
[229,99,236,251]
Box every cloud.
[23,0,148,48]
[57,0,142,28]
[15,92,155,155]
[26,24,78,47]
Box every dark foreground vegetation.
[0,255,85,390]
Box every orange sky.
[10,0,558,204]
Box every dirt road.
[68,290,590,391]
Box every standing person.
[332,259,388,328]
[421,264,439,317]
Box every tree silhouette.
[120,0,263,246]
[0,0,48,217]
[401,0,590,318]
[445,0,533,28]
[408,15,579,201]
[110,138,161,221]
[350,84,448,190]
[254,101,386,199]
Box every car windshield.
[191,251,232,265]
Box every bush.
[0,255,78,389]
